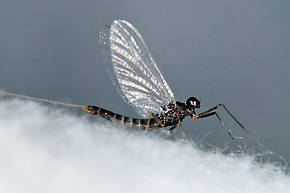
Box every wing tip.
[113,19,133,28]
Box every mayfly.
[81,20,269,152]
[0,20,270,152]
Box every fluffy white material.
[0,99,289,193]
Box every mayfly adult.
[0,20,271,153]
[82,20,270,152]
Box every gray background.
[0,0,289,158]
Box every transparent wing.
[100,20,175,118]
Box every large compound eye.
[192,100,197,106]
[186,97,200,108]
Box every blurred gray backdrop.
[0,0,289,158]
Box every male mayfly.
[81,20,269,151]
[0,20,270,152]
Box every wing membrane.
[100,20,175,117]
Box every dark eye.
[186,97,200,108]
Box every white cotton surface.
[0,99,289,193]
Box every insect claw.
[191,114,197,119]
[81,105,92,113]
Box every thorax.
[157,102,189,127]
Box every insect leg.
[197,104,222,117]
[168,122,187,140]
[146,116,151,129]
[169,125,178,134]
[143,112,163,133]
[178,121,187,140]
[220,104,271,153]
[197,111,244,150]
[150,112,165,127]
[198,104,271,153]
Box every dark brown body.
[86,101,192,130]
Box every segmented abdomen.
[87,105,160,129]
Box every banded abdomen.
[86,105,160,129]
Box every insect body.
[82,20,270,152]
[0,19,271,152]
[85,97,197,131]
